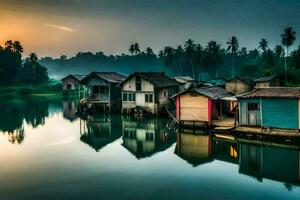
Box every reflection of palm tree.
[281,27,296,85]
[227,36,239,77]
[259,38,268,52]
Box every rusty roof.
[238,87,300,99]
[80,72,126,84]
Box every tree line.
[0,41,49,85]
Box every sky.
[0,0,299,57]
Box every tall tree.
[12,41,23,54]
[4,40,13,51]
[203,41,222,78]
[258,38,268,53]
[281,27,296,85]
[274,45,284,58]
[226,36,239,77]
[184,39,196,78]
[129,44,135,55]
[174,45,184,76]
[133,43,140,55]
[163,46,176,74]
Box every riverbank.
[0,81,62,97]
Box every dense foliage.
[0,41,49,85]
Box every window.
[145,94,153,103]
[248,103,260,111]
[136,77,141,91]
[67,84,72,90]
[123,92,135,102]
[163,90,167,97]
[123,93,128,101]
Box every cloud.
[45,23,74,32]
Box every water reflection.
[121,116,176,159]
[63,99,78,122]
[0,97,61,144]
[79,115,122,151]
[175,129,300,187]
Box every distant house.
[238,87,300,130]
[254,75,282,88]
[225,76,254,95]
[121,72,179,115]
[61,74,85,91]
[79,72,126,111]
[172,86,231,126]
[174,76,198,91]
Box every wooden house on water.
[61,74,85,92]
[79,72,126,112]
[254,75,282,88]
[238,87,300,130]
[172,86,231,127]
[225,76,254,95]
[121,72,179,115]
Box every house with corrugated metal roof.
[171,86,231,126]
[121,72,180,115]
[79,72,126,112]
[237,87,300,130]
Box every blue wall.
[261,98,298,129]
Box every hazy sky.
[0,0,299,57]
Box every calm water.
[0,97,300,200]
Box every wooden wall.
[178,93,209,122]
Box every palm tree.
[163,46,175,74]
[5,40,13,51]
[281,27,296,85]
[174,45,184,76]
[226,36,239,77]
[129,44,135,55]
[193,44,203,78]
[204,41,222,78]
[274,45,284,58]
[12,41,23,54]
[133,43,140,55]
[259,38,268,52]
[184,39,196,78]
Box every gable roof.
[80,72,126,84]
[226,76,254,85]
[61,74,86,81]
[238,87,300,99]
[172,86,230,100]
[254,75,278,83]
[122,72,179,88]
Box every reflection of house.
[238,87,300,129]
[121,116,176,158]
[175,130,212,166]
[80,72,126,111]
[63,100,78,122]
[121,72,179,115]
[225,76,254,95]
[254,75,282,88]
[239,142,300,184]
[80,115,122,151]
[61,74,85,91]
[211,136,238,164]
[172,86,230,126]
